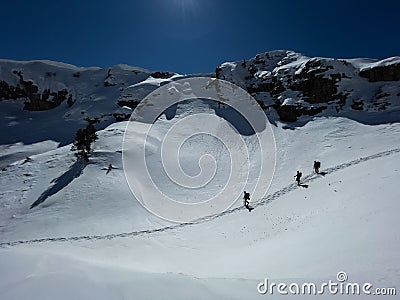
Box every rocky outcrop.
[274,102,327,122]
[150,71,174,79]
[0,80,26,100]
[289,60,341,104]
[0,71,74,111]
[23,88,71,111]
[359,63,400,82]
[104,69,117,87]
[217,51,400,122]
[117,99,140,109]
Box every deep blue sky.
[1,0,399,74]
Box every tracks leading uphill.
[1,148,400,247]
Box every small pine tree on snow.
[71,124,98,161]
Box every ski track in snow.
[1,147,399,248]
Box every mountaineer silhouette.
[243,191,254,212]
[313,161,321,174]
[294,170,302,186]
[106,163,113,174]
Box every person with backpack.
[294,170,302,186]
[313,161,321,174]
[243,191,253,212]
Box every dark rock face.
[359,63,400,82]
[150,71,174,79]
[0,80,27,100]
[0,71,74,111]
[0,71,75,111]
[23,88,70,111]
[117,99,140,109]
[275,104,326,122]
[289,60,340,104]
[275,105,298,122]
[291,74,338,103]
[104,69,117,87]
[351,100,364,111]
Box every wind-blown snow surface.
[1,101,400,299]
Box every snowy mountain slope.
[0,59,183,142]
[1,53,400,299]
[0,60,196,169]
[1,113,400,299]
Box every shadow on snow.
[30,159,87,209]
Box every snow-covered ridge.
[217,50,400,123]
[0,59,184,148]
[357,56,400,70]
[0,58,100,71]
